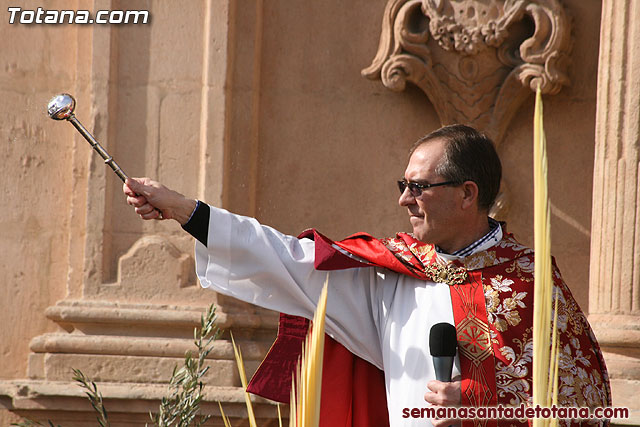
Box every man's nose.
[398,187,416,206]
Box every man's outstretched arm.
[122,176,386,369]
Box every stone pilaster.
[590,0,640,423]
[0,1,282,424]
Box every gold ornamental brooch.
[425,263,468,285]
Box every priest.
[123,124,611,426]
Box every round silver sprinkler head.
[47,93,76,120]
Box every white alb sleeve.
[194,206,385,368]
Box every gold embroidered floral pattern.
[484,274,527,332]
[504,255,535,283]
[496,237,531,253]
[464,250,499,270]
[494,330,533,406]
[488,264,610,414]
[380,237,416,264]
[381,235,468,284]
[408,241,437,264]
[551,272,610,409]
[462,235,533,271]
[376,228,610,417]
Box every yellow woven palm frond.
[218,401,232,427]
[548,287,561,427]
[532,86,560,427]
[290,374,298,427]
[290,274,330,427]
[299,344,306,426]
[304,276,329,426]
[231,331,258,427]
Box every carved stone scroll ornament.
[362,0,572,144]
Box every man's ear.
[460,181,479,210]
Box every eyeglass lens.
[397,180,420,197]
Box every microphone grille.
[429,322,458,357]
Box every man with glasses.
[123,124,610,426]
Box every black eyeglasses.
[397,179,460,197]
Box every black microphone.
[429,322,457,382]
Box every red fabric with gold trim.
[248,229,612,427]
[450,271,498,427]
[247,230,391,427]
[247,314,390,426]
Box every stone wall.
[0,0,636,425]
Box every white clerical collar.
[436,217,503,261]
